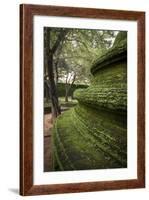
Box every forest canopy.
[44,27,118,116]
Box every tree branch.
[51,30,69,54]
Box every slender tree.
[44,27,68,117]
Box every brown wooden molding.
[20,4,145,196]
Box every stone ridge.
[74,62,127,112]
[91,37,127,75]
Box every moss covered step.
[74,56,127,112]
[53,105,127,171]
[52,32,127,171]
[91,31,127,75]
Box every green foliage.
[44,27,117,84]
[56,82,89,97]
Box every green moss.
[74,62,127,112]
[113,31,127,47]
[52,32,127,171]
[91,32,127,75]
[53,104,127,171]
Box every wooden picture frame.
[20,4,145,196]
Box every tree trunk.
[45,82,49,102]
[65,88,69,102]
[45,28,69,117]
[55,63,59,85]
[47,53,61,117]
[65,73,76,102]
[45,28,61,118]
[65,73,69,102]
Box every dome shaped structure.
[52,32,127,171]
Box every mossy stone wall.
[52,32,127,171]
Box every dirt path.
[44,114,53,172]
[44,106,75,171]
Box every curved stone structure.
[52,32,127,171]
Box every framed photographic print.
[20,4,145,196]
